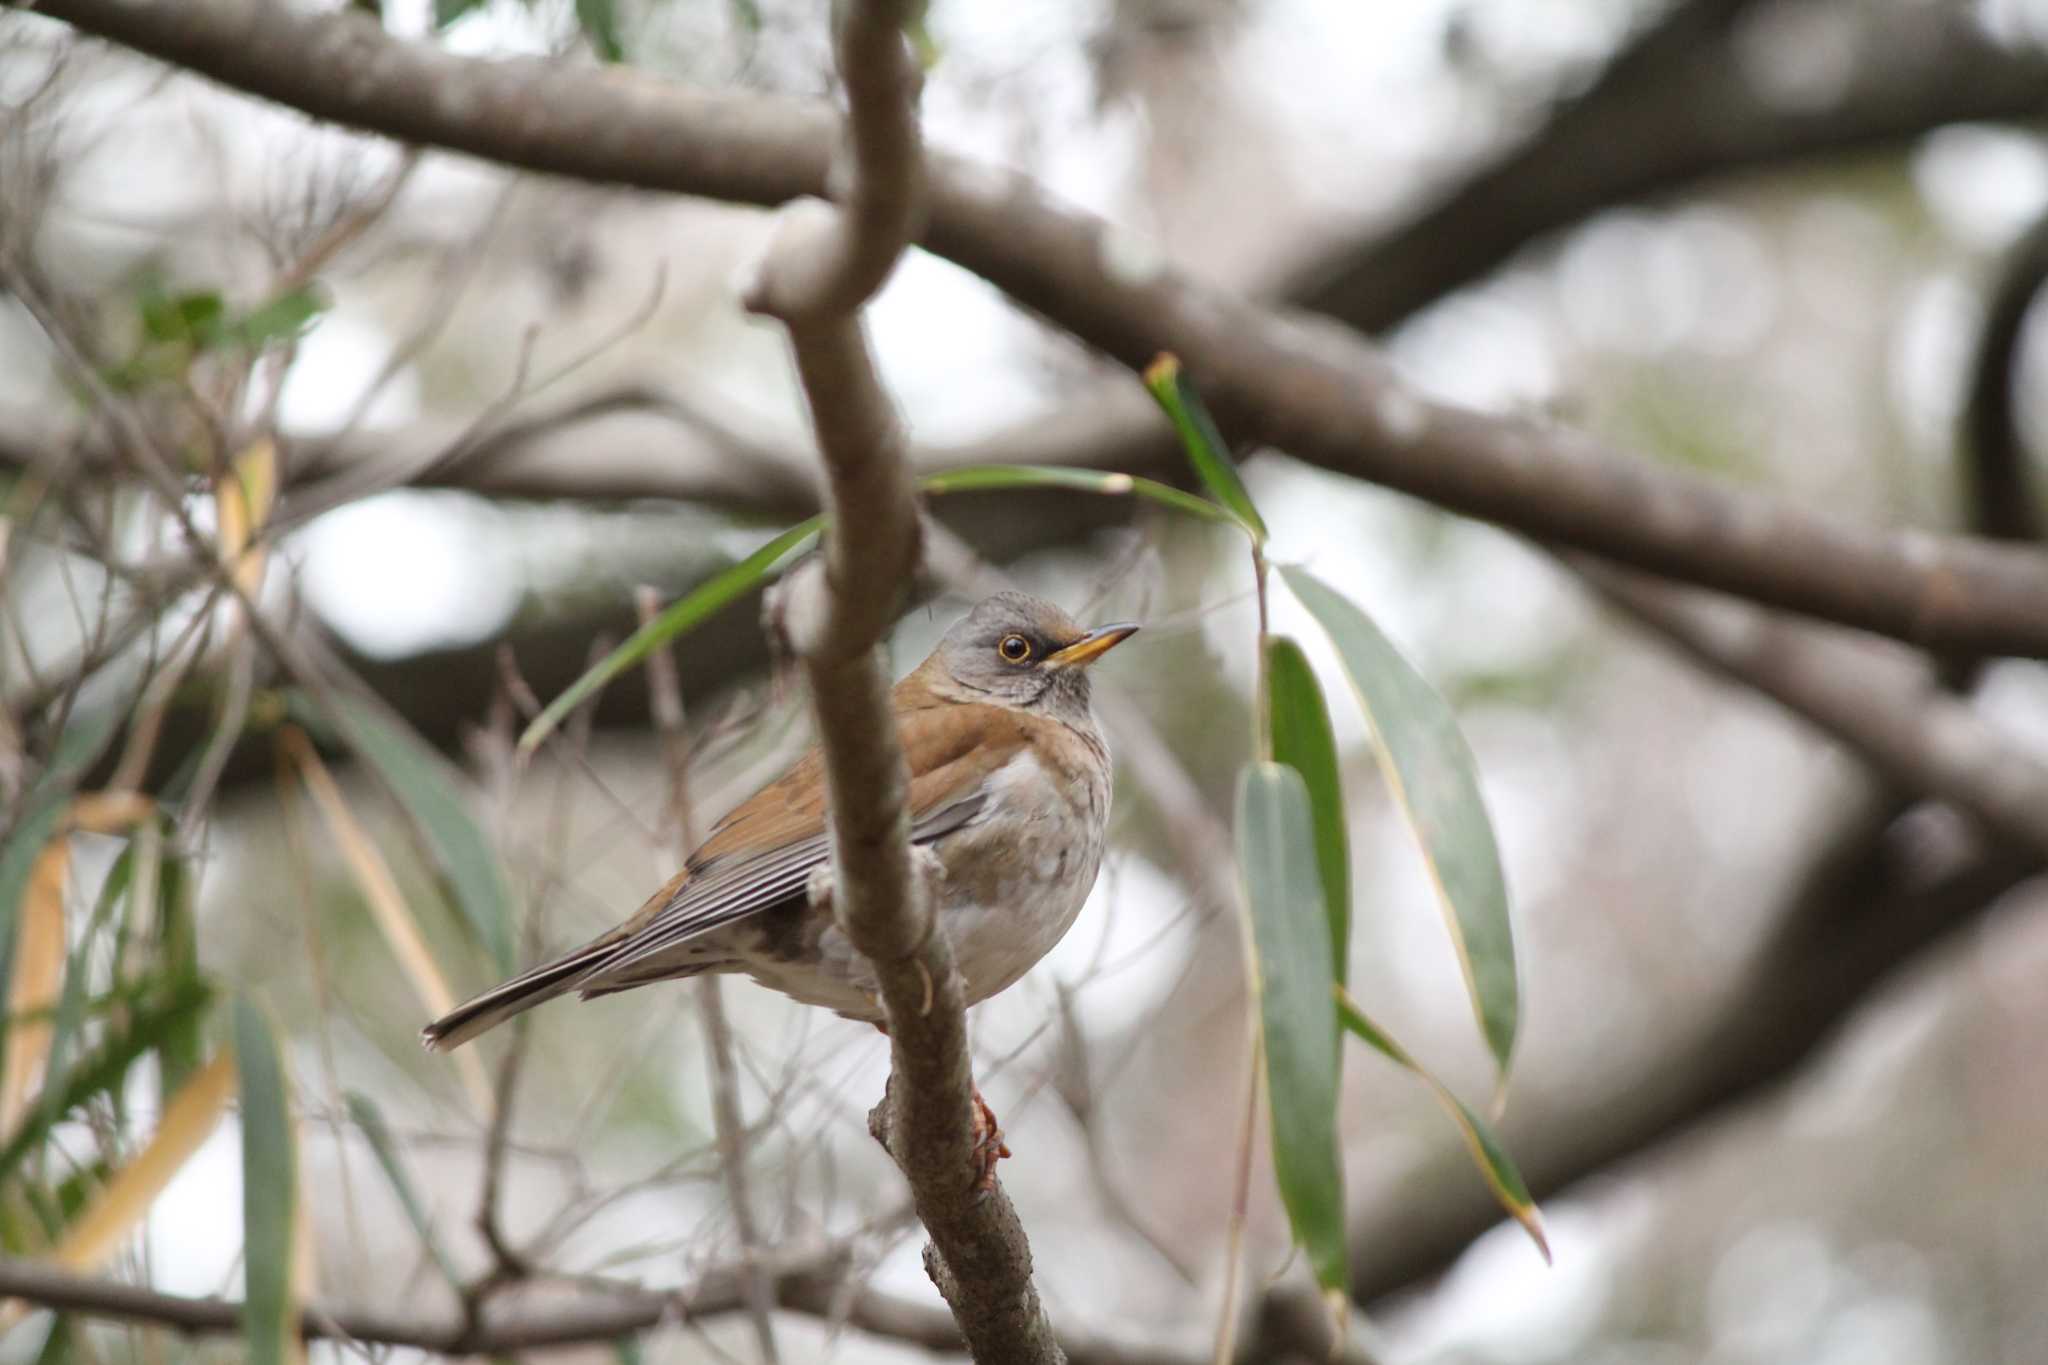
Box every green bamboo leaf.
[1143,353,1267,543]
[153,850,202,1100]
[1264,636,1349,974]
[1237,762,1345,1292]
[0,979,214,1182]
[1335,987,1548,1261]
[518,517,822,757]
[307,691,518,976]
[233,997,298,1365]
[1281,565,1520,1078]
[918,463,1241,528]
[345,1091,462,1289]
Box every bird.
[421,591,1137,1187]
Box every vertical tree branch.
[739,1,1062,1360]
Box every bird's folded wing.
[579,702,1033,982]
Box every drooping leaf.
[518,517,822,757]
[917,463,1241,528]
[576,0,625,61]
[1335,988,1548,1261]
[51,1049,234,1271]
[1236,762,1345,1292]
[1143,353,1267,543]
[345,1092,461,1289]
[281,729,490,1114]
[1281,565,1520,1079]
[1264,636,1349,974]
[234,998,299,1365]
[308,691,517,975]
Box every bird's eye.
[998,634,1033,662]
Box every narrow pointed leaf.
[519,518,822,757]
[153,848,202,1099]
[1264,637,1349,974]
[234,998,299,1365]
[283,730,490,1114]
[345,1092,461,1289]
[1143,353,1266,543]
[1282,565,1519,1076]
[1,838,67,1141]
[313,692,517,975]
[1336,988,1548,1261]
[1237,762,1345,1291]
[0,979,214,1182]
[52,1049,234,1271]
[918,464,1241,527]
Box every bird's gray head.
[921,592,1138,723]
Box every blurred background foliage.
[5,0,2048,1361]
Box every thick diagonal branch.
[25,0,2048,655]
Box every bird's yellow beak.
[1045,622,1140,668]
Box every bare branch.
[26,0,2048,655]
[739,0,1060,1359]
[0,1252,1211,1365]
[1583,567,2048,859]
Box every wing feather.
[576,703,1027,982]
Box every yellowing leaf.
[1335,987,1548,1261]
[52,1051,235,1271]
[65,792,156,835]
[1,839,68,1140]
[216,438,278,597]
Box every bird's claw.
[969,1088,1011,1198]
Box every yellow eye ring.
[998,634,1033,662]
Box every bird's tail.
[420,946,612,1052]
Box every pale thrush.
[422,592,1136,1180]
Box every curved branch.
[1582,566,2048,858]
[23,0,2048,656]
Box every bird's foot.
[969,1087,1011,1199]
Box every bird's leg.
[869,1020,1011,1194]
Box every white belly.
[745,746,1109,1017]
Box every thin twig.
[636,584,779,1363]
